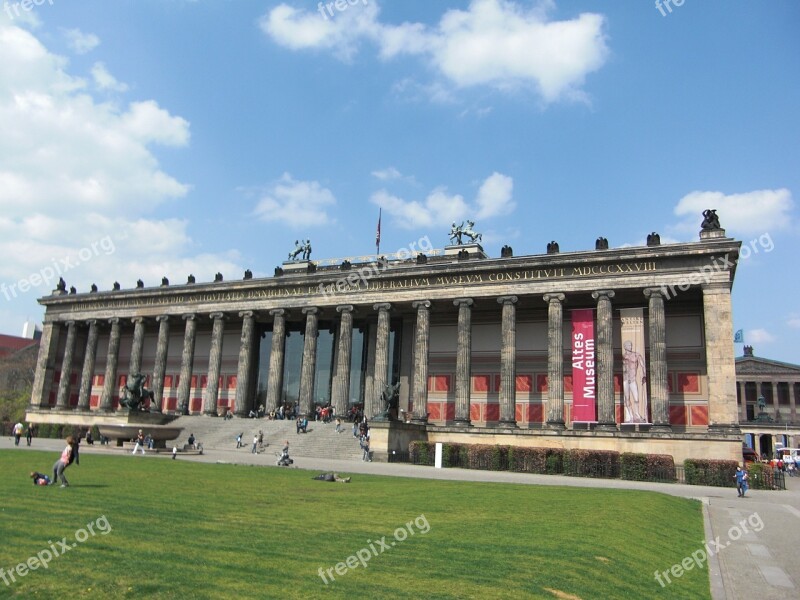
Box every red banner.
[571,309,596,422]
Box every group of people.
[12,422,33,446]
[30,435,80,488]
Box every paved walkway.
[4,437,798,599]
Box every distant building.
[0,333,39,393]
[736,345,800,457]
[22,321,42,340]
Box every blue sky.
[0,0,798,361]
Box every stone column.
[234,311,256,416]
[411,300,432,423]
[77,320,99,410]
[266,309,287,412]
[332,305,354,418]
[790,384,797,423]
[363,319,377,416]
[544,294,566,429]
[497,296,518,427]
[30,321,61,408]
[55,321,78,409]
[129,317,146,377]
[151,315,170,408]
[298,308,319,416]
[100,318,121,411]
[176,314,197,414]
[592,290,616,430]
[771,381,779,419]
[702,283,740,433]
[736,382,746,423]
[203,313,226,415]
[371,303,393,418]
[644,288,671,431]
[454,298,473,426]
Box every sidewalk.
[4,436,798,599]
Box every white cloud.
[91,62,128,92]
[747,329,776,344]
[0,22,240,319]
[371,167,403,181]
[253,173,337,227]
[787,314,800,329]
[672,189,794,236]
[262,0,609,104]
[63,28,100,54]
[371,172,514,229]
[475,172,514,219]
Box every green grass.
[0,450,710,599]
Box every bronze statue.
[701,209,721,231]
[462,220,482,243]
[119,373,159,413]
[376,382,401,421]
[288,239,312,261]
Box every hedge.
[683,459,738,487]
[621,452,676,482]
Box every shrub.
[564,449,620,478]
[409,441,434,466]
[746,463,784,490]
[683,459,738,487]
[621,453,676,482]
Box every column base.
[497,419,518,428]
[546,420,566,430]
[650,424,672,433]
[452,418,472,427]
[202,410,218,417]
[595,422,618,432]
[410,416,428,425]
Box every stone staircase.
[169,416,363,460]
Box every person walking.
[25,423,33,446]
[335,418,343,434]
[132,429,146,455]
[251,433,258,454]
[52,436,74,488]
[13,422,23,446]
[735,466,749,497]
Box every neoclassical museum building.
[27,214,745,462]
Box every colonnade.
[29,282,737,431]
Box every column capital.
[239,310,255,319]
[497,295,518,306]
[85,319,98,326]
[413,300,432,310]
[182,313,197,321]
[336,304,354,314]
[64,320,76,327]
[592,289,615,300]
[131,316,146,324]
[156,315,170,323]
[543,293,565,304]
[302,307,319,316]
[373,302,392,312]
[269,308,286,318]
[643,287,667,299]
[108,317,120,325]
[209,312,226,320]
[454,298,473,308]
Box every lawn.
[0,450,710,599]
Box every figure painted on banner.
[622,340,647,423]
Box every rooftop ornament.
[546,241,559,254]
[288,239,312,262]
[646,232,661,246]
[449,220,482,245]
[700,209,722,231]
[595,237,609,250]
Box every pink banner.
[571,309,596,422]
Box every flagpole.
[376,208,381,255]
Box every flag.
[375,208,381,254]
[734,329,744,343]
